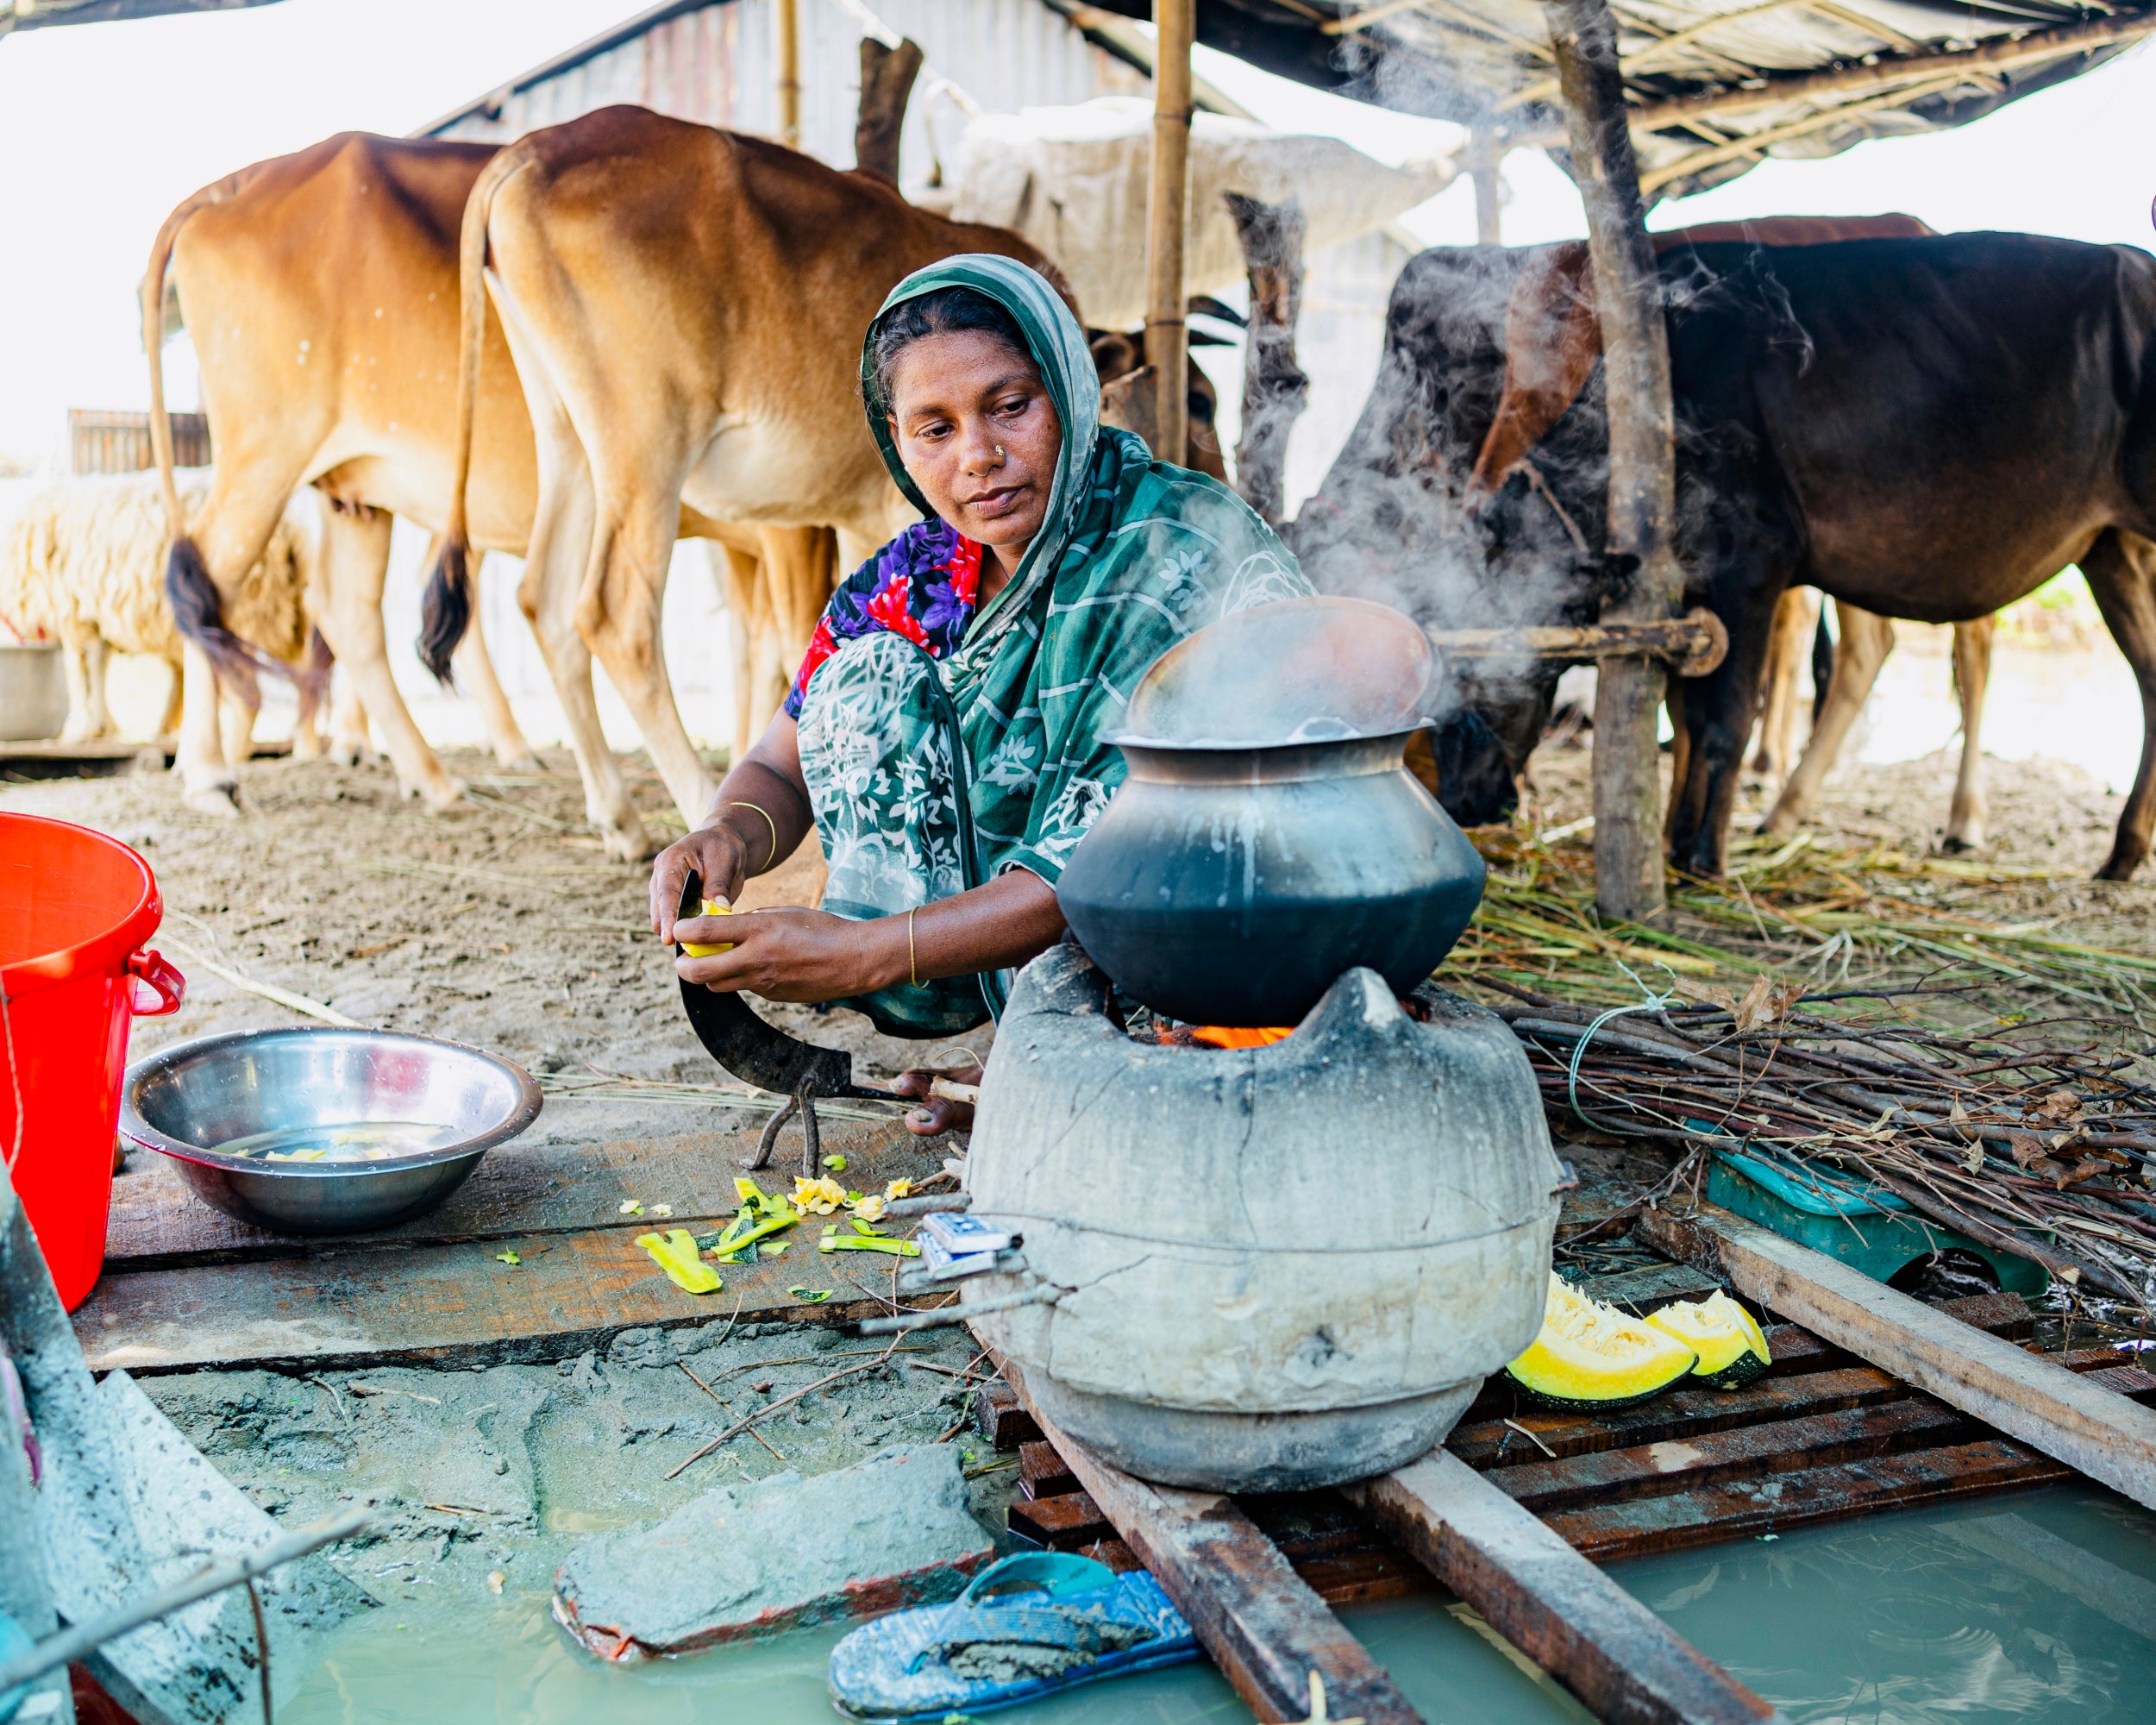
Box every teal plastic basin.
[1706,1146,2048,1296]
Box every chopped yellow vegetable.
[680,898,736,958]
[618,1199,643,1216]
[636,1229,723,1295]
[793,1175,848,1215]
[883,1178,912,1201]
[853,1195,887,1224]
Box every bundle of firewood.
[1491,979,2156,1312]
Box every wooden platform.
[0,735,288,781]
[81,1119,939,1375]
[78,1131,2156,1724]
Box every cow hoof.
[498,751,546,775]
[417,778,468,813]
[1940,831,1983,855]
[184,783,242,819]
[329,741,381,768]
[599,824,658,865]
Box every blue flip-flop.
[827,1551,1199,1721]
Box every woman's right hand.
[649,825,752,943]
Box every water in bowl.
[210,1120,462,1164]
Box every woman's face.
[886,330,1062,555]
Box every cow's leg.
[1943,616,1996,851]
[2081,529,2156,881]
[174,644,239,816]
[329,672,374,765]
[310,502,462,808]
[517,452,649,859]
[760,526,836,672]
[1763,603,1895,837]
[175,473,299,812]
[59,629,110,743]
[706,539,766,764]
[427,538,542,773]
[1664,568,1795,875]
[1752,586,1815,778]
[218,679,259,768]
[574,492,717,834]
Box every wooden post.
[1469,127,1504,246]
[1223,192,1307,524]
[775,0,802,149]
[1146,0,1194,464]
[1542,0,1681,924]
[854,35,924,184]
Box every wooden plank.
[1018,1439,1080,1500]
[1007,1490,1110,1548]
[1572,1261,1725,1313]
[1450,1364,1908,1468]
[1490,1399,1981,1513]
[1545,1440,2071,1564]
[1639,1200,2156,1510]
[990,1352,1425,1725]
[1347,1451,1784,1724]
[73,1221,938,1375]
[103,1123,914,1270]
[973,1380,1042,1450]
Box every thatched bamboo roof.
[1064,0,2155,199]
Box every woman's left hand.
[674,907,898,1003]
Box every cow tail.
[145,169,277,700]
[421,146,523,686]
[1810,605,1835,726]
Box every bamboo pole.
[1146,0,1194,464]
[1543,0,1681,925]
[775,0,802,149]
[1469,126,1504,245]
[1626,9,2156,133]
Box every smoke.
[1285,243,1629,783]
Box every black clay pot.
[1056,597,1488,1027]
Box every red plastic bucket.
[0,813,184,1309]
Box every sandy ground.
[0,747,993,1155]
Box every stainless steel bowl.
[121,1027,542,1234]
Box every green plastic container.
[1707,1147,2048,1296]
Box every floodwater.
[284,1483,2156,1725]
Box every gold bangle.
[724,800,779,870]
[907,906,922,989]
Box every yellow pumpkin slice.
[1504,1273,1697,1410]
[1645,1290,1773,1389]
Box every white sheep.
[0,469,335,760]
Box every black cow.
[1297,234,2156,880]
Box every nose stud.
[994,444,1006,460]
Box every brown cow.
[143,132,842,833]
[1468,215,1934,498]
[430,105,1074,857]
[143,135,552,816]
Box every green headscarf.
[858,254,1312,887]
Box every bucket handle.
[127,949,186,1018]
